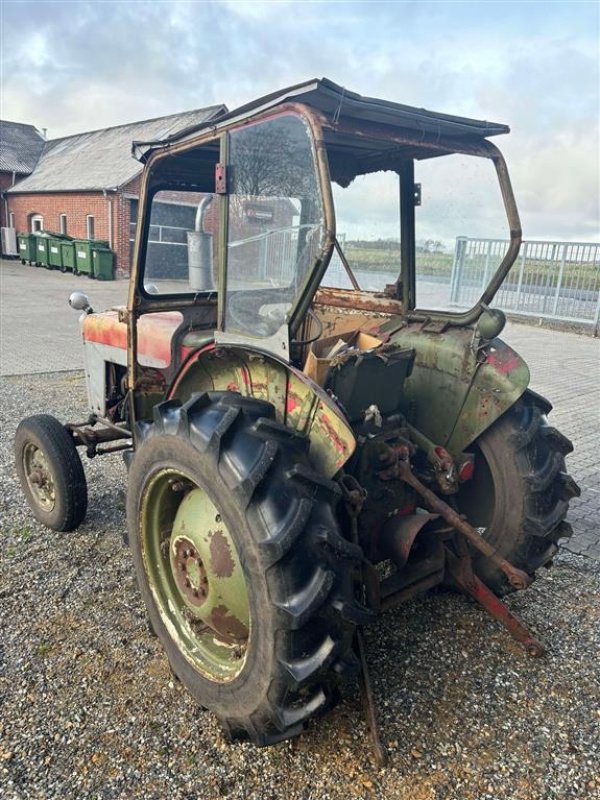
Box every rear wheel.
[15,414,88,531]
[127,391,368,745]
[457,390,580,594]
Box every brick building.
[0,120,45,230]
[3,105,226,275]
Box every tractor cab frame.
[124,78,521,428]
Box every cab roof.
[133,77,509,163]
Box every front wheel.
[457,390,580,594]
[127,392,367,745]
[15,415,88,531]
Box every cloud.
[1,0,598,241]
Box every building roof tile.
[0,121,45,174]
[8,105,226,194]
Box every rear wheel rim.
[23,443,56,511]
[140,468,251,682]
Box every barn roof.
[8,105,226,194]
[0,120,45,174]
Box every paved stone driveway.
[1,258,598,559]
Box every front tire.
[457,390,580,594]
[15,415,88,531]
[127,392,367,745]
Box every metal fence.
[450,237,600,331]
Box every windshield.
[324,155,509,310]
[224,114,325,337]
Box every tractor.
[15,78,579,756]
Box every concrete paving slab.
[0,259,127,375]
[1,258,598,559]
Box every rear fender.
[387,323,530,454]
[167,345,356,478]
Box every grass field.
[344,241,453,277]
[343,240,600,288]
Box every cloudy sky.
[2,0,598,242]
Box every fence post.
[552,243,567,316]
[514,242,526,311]
[594,287,600,337]
[450,237,467,304]
[481,240,491,292]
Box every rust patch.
[209,530,235,578]
[314,287,403,315]
[209,604,248,643]
[315,409,347,456]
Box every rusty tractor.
[15,79,579,760]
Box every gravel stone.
[1,371,598,799]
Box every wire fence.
[450,237,600,332]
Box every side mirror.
[476,306,506,340]
[69,291,93,314]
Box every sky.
[1,0,599,243]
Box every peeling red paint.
[486,351,520,374]
[83,310,183,367]
[240,368,251,388]
[286,396,298,414]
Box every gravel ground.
[1,371,599,800]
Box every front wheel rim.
[140,468,251,682]
[23,443,56,511]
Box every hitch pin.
[396,460,532,590]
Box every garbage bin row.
[16,232,114,280]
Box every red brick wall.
[5,190,139,276]
[8,192,110,240]
[116,175,142,277]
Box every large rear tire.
[456,390,580,595]
[127,391,368,745]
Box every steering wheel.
[226,290,290,337]
[293,308,323,346]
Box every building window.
[8,212,15,229]
[86,215,95,240]
[31,214,43,232]
[59,214,68,235]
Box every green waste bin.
[73,239,93,276]
[91,244,114,280]
[46,233,73,271]
[33,232,51,267]
[17,233,36,265]
[74,239,109,277]
[60,241,76,272]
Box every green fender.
[388,323,530,455]
[167,344,356,478]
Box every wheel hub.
[23,444,55,510]
[172,537,209,606]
